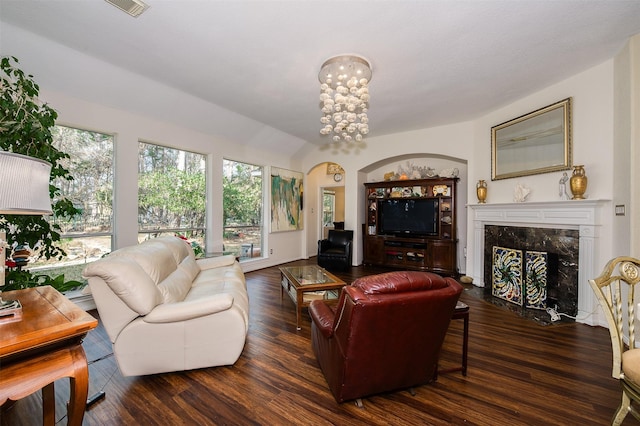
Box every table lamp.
[0,151,53,321]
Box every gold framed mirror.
[491,98,572,180]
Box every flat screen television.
[378,198,439,237]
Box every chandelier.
[318,55,371,143]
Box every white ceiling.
[2,0,640,147]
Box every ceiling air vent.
[105,0,150,17]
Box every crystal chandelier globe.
[318,55,372,143]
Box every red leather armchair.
[309,271,463,404]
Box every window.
[222,159,263,260]
[323,190,335,227]
[138,142,206,254]
[29,125,114,283]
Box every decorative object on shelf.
[559,172,570,200]
[441,216,452,224]
[318,55,371,143]
[383,172,395,181]
[476,180,487,204]
[438,168,459,178]
[491,97,572,180]
[432,185,450,196]
[569,165,588,200]
[326,163,344,175]
[513,183,531,202]
[0,151,53,321]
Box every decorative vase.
[569,165,587,200]
[476,180,487,204]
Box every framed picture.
[491,98,572,180]
[271,167,303,232]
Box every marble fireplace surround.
[470,200,608,326]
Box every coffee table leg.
[296,291,303,330]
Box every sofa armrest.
[196,255,237,270]
[309,300,335,338]
[143,293,234,323]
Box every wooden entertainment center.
[363,177,458,276]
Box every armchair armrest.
[309,300,335,338]
[143,293,234,323]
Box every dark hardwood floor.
[1,259,632,425]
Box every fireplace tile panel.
[484,225,579,317]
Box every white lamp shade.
[0,151,53,215]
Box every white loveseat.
[83,236,248,376]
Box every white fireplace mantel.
[469,199,610,326]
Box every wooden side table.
[434,301,469,380]
[0,286,98,426]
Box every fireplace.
[470,200,608,326]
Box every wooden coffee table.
[0,286,98,426]
[280,265,346,330]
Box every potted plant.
[0,56,82,291]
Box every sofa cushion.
[83,256,163,315]
[157,267,193,303]
[179,256,200,282]
[155,236,195,264]
[118,241,178,284]
[623,348,640,385]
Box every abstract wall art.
[270,167,303,232]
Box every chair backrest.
[327,229,353,246]
[330,271,462,399]
[589,256,640,379]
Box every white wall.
[628,35,640,258]
[614,38,633,259]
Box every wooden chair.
[590,256,640,425]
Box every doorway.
[320,186,345,239]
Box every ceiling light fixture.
[318,55,371,143]
[105,0,150,18]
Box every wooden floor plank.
[0,258,632,425]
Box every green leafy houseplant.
[0,56,83,291]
